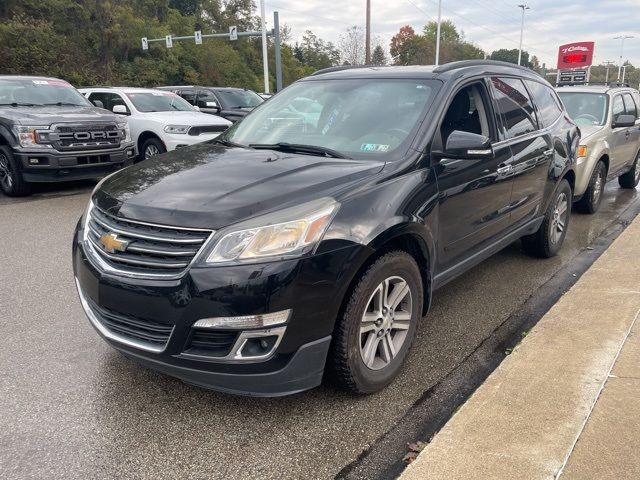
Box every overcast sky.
[264,0,640,68]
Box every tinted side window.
[612,95,625,123]
[525,80,563,128]
[622,93,637,118]
[491,77,538,138]
[197,90,219,108]
[179,89,197,105]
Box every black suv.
[158,86,264,123]
[0,76,135,196]
[73,61,579,396]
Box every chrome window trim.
[75,278,172,353]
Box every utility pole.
[517,4,530,66]
[260,0,269,93]
[614,35,634,81]
[435,0,442,66]
[603,60,615,83]
[365,0,371,64]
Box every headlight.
[206,198,339,264]
[118,122,131,143]
[81,200,94,243]
[14,125,52,148]
[164,125,190,134]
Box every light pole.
[260,0,269,93]
[614,35,634,81]
[435,0,442,66]
[622,64,629,83]
[365,0,371,64]
[517,4,530,66]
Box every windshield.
[558,92,608,126]
[0,78,89,106]
[222,78,439,159]
[217,89,264,108]
[126,91,195,112]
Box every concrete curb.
[400,217,640,479]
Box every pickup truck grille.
[52,123,121,151]
[85,207,213,278]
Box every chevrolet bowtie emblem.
[99,232,129,253]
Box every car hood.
[138,111,231,126]
[579,124,605,142]
[94,143,383,229]
[1,105,119,125]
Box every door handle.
[543,149,554,157]
[497,164,513,175]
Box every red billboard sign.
[557,42,595,69]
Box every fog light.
[193,309,291,329]
[29,158,39,165]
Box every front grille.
[86,296,173,348]
[188,125,228,136]
[53,123,121,151]
[77,154,112,165]
[184,329,238,357]
[85,207,213,278]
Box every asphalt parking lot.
[1,180,638,480]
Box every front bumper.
[15,143,136,182]
[72,224,366,396]
[164,133,222,151]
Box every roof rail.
[433,59,536,75]
[310,65,379,76]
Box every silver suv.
[557,85,640,213]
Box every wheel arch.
[137,131,164,155]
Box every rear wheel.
[328,251,423,394]
[0,146,30,197]
[618,151,640,189]
[575,160,606,214]
[140,138,166,161]
[522,179,572,258]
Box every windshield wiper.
[0,102,43,107]
[249,142,348,159]
[215,138,247,148]
[43,102,85,106]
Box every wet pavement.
[0,180,638,479]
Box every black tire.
[0,145,31,197]
[618,151,640,189]
[575,160,606,214]
[140,137,166,161]
[327,251,423,394]
[522,179,572,258]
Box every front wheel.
[618,151,640,189]
[0,146,31,197]
[575,160,606,214]
[140,138,166,161]
[522,179,572,258]
[327,251,423,394]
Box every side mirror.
[613,114,636,128]
[112,104,128,115]
[92,99,104,108]
[444,130,493,159]
[193,106,201,111]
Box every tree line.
[1,1,637,90]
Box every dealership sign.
[557,42,595,69]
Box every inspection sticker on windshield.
[361,143,390,152]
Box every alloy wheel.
[145,144,160,159]
[593,168,604,205]
[359,276,413,371]
[550,192,568,244]
[0,151,13,190]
